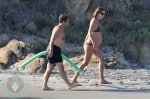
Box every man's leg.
[43,62,56,90]
[56,62,76,89]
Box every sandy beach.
[0,66,150,99]
[0,0,149,99]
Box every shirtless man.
[72,7,111,85]
[42,14,75,90]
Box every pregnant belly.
[92,32,102,45]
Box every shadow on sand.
[56,84,150,93]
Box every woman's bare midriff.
[85,32,102,46]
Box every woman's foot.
[71,80,82,86]
[100,80,112,85]
[68,83,78,89]
[42,86,53,91]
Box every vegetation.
[0,0,149,63]
[102,2,150,60]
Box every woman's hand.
[93,44,99,52]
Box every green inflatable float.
[20,51,82,74]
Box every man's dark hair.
[58,14,69,23]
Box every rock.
[0,39,47,73]
[10,53,46,73]
[114,52,131,69]
[0,39,27,69]
[23,57,46,73]
[0,47,17,69]
[6,39,26,58]
[105,57,119,69]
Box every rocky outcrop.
[0,39,26,69]
[0,39,47,73]
[0,47,16,69]
[10,53,46,73]
[6,39,26,58]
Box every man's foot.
[100,80,112,85]
[42,86,54,91]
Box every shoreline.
[1,65,150,98]
[0,67,150,98]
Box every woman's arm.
[88,18,98,51]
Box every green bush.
[32,13,51,31]
[0,0,149,63]
[65,21,88,44]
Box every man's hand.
[48,49,53,58]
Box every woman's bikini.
[85,24,101,46]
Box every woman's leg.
[94,49,111,84]
[72,44,93,84]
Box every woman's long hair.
[92,7,105,18]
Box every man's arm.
[48,26,60,57]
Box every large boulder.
[6,39,26,58]
[0,47,17,69]
[0,38,47,73]
[10,53,46,73]
[0,39,26,69]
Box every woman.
[72,7,111,85]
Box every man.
[42,14,76,90]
